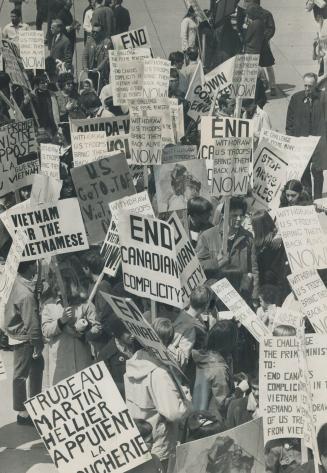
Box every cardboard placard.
[40,143,60,180]
[1,39,31,89]
[142,58,171,99]
[71,131,107,168]
[230,54,259,99]
[109,190,154,225]
[19,30,45,70]
[111,27,152,52]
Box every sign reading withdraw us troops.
[2,198,89,261]
[19,30,45,70]
[70,116,131,159]
[112,26,152,52]
[200,116,253,196]
[230,54,259,98]
[25,363,151,473]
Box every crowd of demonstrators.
[0,1,327,473]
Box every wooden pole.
[52,257,69,307]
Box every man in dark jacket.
[113,0,131,34]
[49,18,73,70]
[4,261,43,425]
[286,72,327,200]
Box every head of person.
[171,164,201,198]
[185,6,196,19]
[258,284,277,310]
[168,51,184,70]
[92,23,104,42]
[280,179,303,207]
[186,47,199,62]
[157,303,180,321]
[242,98,257,118]
[10,9,21,26]
[248,372,259,405]
[82,79,94,92]
[189,285,212,315]
[169,67,180,96]
[51,19,64,36]
[187,196,213,226]
[80,249,105,279]
[79,91,102,116]
[186,411,224,441]
[207,320,238,355]
[303,72,318,96]
[152,318,174,347]
[111,318,134,346]
[246,5,262,21]
[18,260,37,281]
[63,0,72,9]
[251,209,276,248]
[317,424,327,471]
[218,94,236,116]
[58,72,74,93]
[34,73,49,92]
[273,325,296,336]
[221,196,247,235]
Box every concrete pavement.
[0,0,322,471]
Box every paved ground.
[0,0,322,471]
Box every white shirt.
[83,9,94,34]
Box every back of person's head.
[222,196,247,216]
[190,286,211,312]
[187,196,212,217]
[79,249,104,275]
[248,371,259,387]
[96,0,104,4]
[186,47,199,62]
[18,260,36,277]
[79,91,102,110]
[251,209,275,246]
[273,325,296,336]
[186,411,224,441]
[110,317,128,339]
[152,318,174,347]
[258,284,277,305]
[246,5,262,19]
[207,320,238,353]
[11,8,21,18]
[303,72,318,83]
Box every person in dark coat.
[286,72,327,200]
[49,18,74,70]
[244,5,265,55]
[36,0,48,30]
[113,0,131,34]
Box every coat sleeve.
[173,326,196,360]
[286,95,296,136]
[196,232,220,272]
[63,40,73,66]
[42,305,62,339]
[264,11,275,41]
[20,294,42,343]
[210,365,232,416]
[149,367,190,422]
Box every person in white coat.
[181,6,198,53]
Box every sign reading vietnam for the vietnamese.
[112,26,152,52]
[200,116,253,196]
[118,212,183,308]
[25,363,151,473]
[1,198,89,261]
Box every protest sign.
[176,418,264,473]
[185,61,211,122]
[252,139,288,209]
[109,48,151,106]
[101,219,121,277]
[167,212,206,306]
[19,30,45,70]
[1,39,31,89]
[142,58,170,99]
[0,119,40,197]
[30,174,62,205]
[129,115,163,165]
[112,27,152,52]
[71,153,135,244]
[71,131,107,168]
[276,205,327,272]
[109,190,154,225]
[272,307,305,334]
[154,159,210,213]
[200,116,253,196]
[260,336,303,443]
[162,144,197,163]
[2,198,89,261]
[288,270,327,334]
[230,54,259,99]
[40,143,60,180]
[211,278,270,342]
[259,129,319,181]
[25,362,151,473]
[70,116,131,159]
[118,212,183,308]
[100,293,177,367]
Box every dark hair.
[190,286,211,311]
[251,210,276,249]
[58,72,74,90]
[134,419,153,443]
[221,196,247,216]
[18,260,36,275]
[0,72,11,90]
[246,5,262,20]
[79,91,102,110]
[185,6,195,18]
[110,318,129,338]
[279,179,312,207]
[79,249,105,275]
[11,8,21,16]
[186,47,198,61]
[168,51,184,66]
[207,320,238,353]
[34,73,49,87]
[317,423,327,457]
[258,284,277,305]
[152,318,174,347]
[187,196,212,217]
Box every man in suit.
[286,72,327,200]
[50,18,73,71]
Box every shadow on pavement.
[0,422,40,449]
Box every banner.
[200,116,253,196]
[19,30,45,70]
[40,143,60,180]
[71,131,107,168]
[162,144,197,163]
[260,336,303,444]
[230,54,259,99]
[109,48,151,106]
[259,129,320,181]
[0,119,39,197]
[70,153,135,244]
[70,116,130,159]
[1,198,89,261]
[109,190,154,225]
[142,58,171,99]
[112,27,152,51]
[25,363,151,473]
[288,270,327,334]
[185,61,211,122]
[154,159,210,213]
[118,213,183,308]
[252,139,288,209]
[276,205,327,272]
[211,278,270,342]
[100,293,178,367]
[1,39,31,89]
[167,212,206,306]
